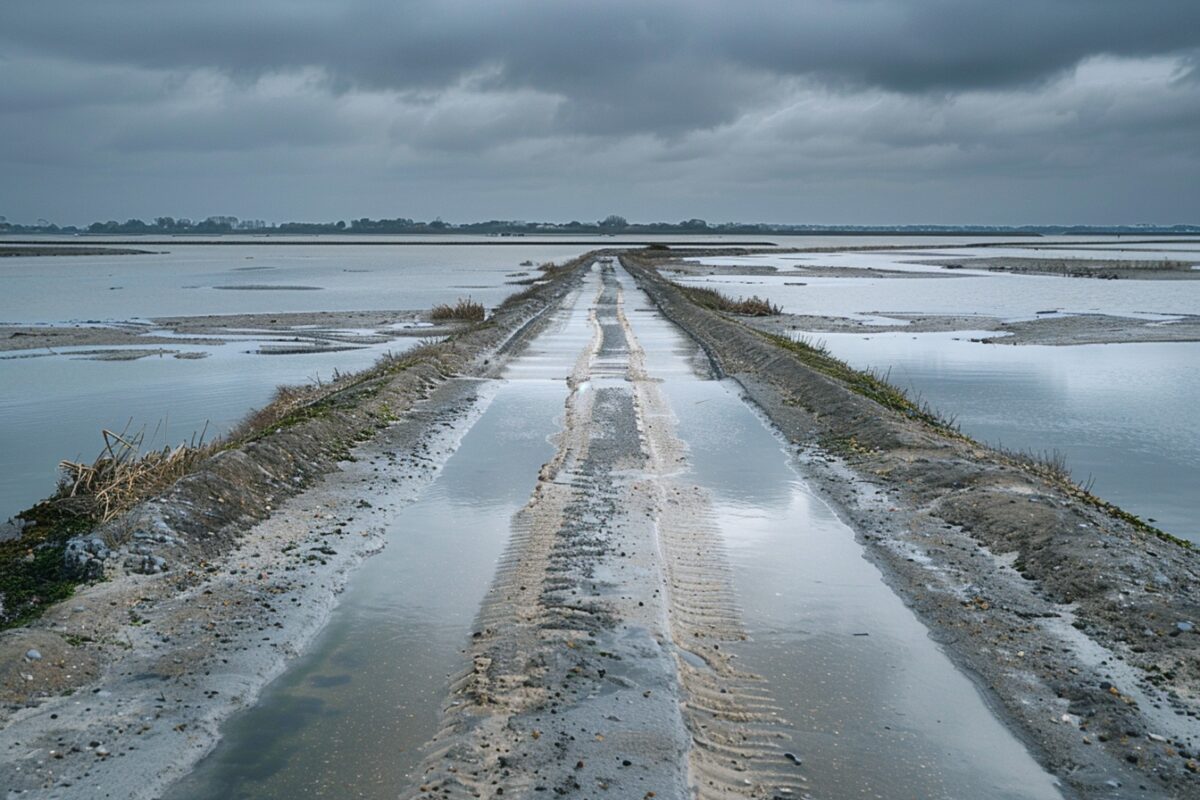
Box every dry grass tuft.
[430,297,486,322]
[57,428,217,523]
[682,285,782,316]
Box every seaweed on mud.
[0,503,93,628]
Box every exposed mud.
[0,310,461,353]
[916,257,1200,280]
[746,311,1200,346]
[624,253,1200,798]
[0,247,153,258]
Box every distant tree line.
[1,213,1197,237]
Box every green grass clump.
[430,297,486,322]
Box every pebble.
[1177,621,1194,633]
[25,649,42,661]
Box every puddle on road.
[169,270,1064,798]
[167,386,568,799]
[612,269,1062,799]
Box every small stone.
[1177,621,1194,633]
[24,649,42,661]
[94,746,110,757]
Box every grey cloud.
[4,1,1199,139]
[0,2,1198,225]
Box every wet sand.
[745,311,1200,346]
[915,257,1200,279]
[0,310,462,354]
[0,246,153,257]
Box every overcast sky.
[2,1,1199,225]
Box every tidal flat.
[0,242,1197,799]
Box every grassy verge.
[758,331,958,431]
[755,330,1191,548]
[679,284,781,316]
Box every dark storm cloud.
[4,1,1200,135]
[0,1,1198,224]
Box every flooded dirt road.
[174,262,1061,798]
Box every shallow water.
[673,380,1062,798]
[676,248,1200,542]
[0,242,594,323]
[0,335,420,522]
[614,270,1062,798]
[165,379,567,799]
[0,241,594,520]
[808,332,1200,543]
[166,288,595,798]
[166,266,1064,798]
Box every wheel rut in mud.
[403,262,803,799]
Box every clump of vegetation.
[682,285,781,316]
[1,426,221,627]
[996,445,1192,549]
[57,428,216,524]
[430,297,486,322]
[764,333,1191,550]
[0,503,93,628]
[0,342,442,629]
[760,332,958,431]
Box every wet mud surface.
[745,311,1200,346]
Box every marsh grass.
[767,333,1191,549]
[57,428,217,524]
[0,257,588,628]
[430,297,486,322]
[762,331,959,431]
[681,284,782,316]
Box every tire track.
[402,261,804,799]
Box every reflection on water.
[666,378,1063,800]
[677,249,1200,543]
[617,264,1061,799]
[0,242,592,520]
[165,380,565,799]
[0,242,592,323]
[0,337,419,522]
[813,332,1200,542]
